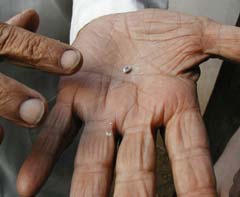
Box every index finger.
[0,22,82,74]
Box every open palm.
[17,9,240,197]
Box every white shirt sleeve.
[70,0,143,44]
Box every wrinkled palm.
[17,9,240,197]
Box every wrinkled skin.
[0,10,81,138]
[17,9,240,196]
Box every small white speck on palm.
[105,131,112,137]
[123,65,132,74]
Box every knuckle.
[20,33,43,62]
[0,75,9,109]
[0,23,44,62]
[0,23,15,53]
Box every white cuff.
[70,0,143,44]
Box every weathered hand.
[0,9,82,140]
[17,9,240,196]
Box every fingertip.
[60,49,83,74]
[17,172,35,197]
[17,156,37,196]
[19,98,47,126]
[17,152,54,197]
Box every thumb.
[202,17,240,62]
[6,9,40,32]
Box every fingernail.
[19,99,45,125]
[61,50,81,70]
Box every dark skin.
[0,10,82,140]
[16,9,240,196]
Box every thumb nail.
[19,98,45,125]
[61,50,81,70]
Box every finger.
[165,108,217,196]
[0,23,82,74]
[6,9,40,32]
[17,101,77,196]
[114,125,155,197]
[0,73,47,127]
[70,121,116,197]
[0,125,3,144]
[202,18,240,62]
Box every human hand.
[17,9,240,196]
[0,10,82,143]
